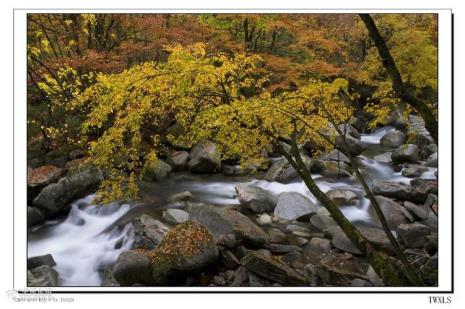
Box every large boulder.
[264,157,297,183]
[380,131,406,148]
[112,250,154,286]
[167,151,189,171]
[372,179,433,203]
[320,161,352,178]
[27,165,65,202]
[326,189,359,206]
[310,208,337,231]
[33,167,104,215]
[391,144,419,164]
[274,192,317,221]
[143,159,172,181]
[402,165,428,178]
[150,221,219,284]
[370,196,410,229]
[235,184,278,213]
[189,205,268,247]
[187,140,221,174]
[27,206,46,227]
[241,251,306,286]
[27,254,56,269]
[162,209,189,225]
[335,135,364,156]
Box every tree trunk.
[359,14,438,144]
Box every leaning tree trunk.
[359,14,438,144]
[277,139,412,286]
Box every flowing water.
[27,126,438,286]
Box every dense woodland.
[27,14,439,288]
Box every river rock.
[143,159,172,181]
[27,254,56,269]
[335,134,364,156]
[402,165,428,178]
[264,157,296,183]
[326,189,358,206]
[391,144,419,164]
[274,192,317,221]
[320,161,352,178]
[310,208,337,231]
[421,144,438,160]
[187,140,221,174]
[268,228,287,244]
[241,251,306,286]
[28,265,59,287]
[112,250,154,286]
[235,184,278,213]
[167,191,193,203]
[304,237,332,255]
[162,209,189,225]
[410,178,438,202]
[266,244,302,254]
[33,167,104,216]
[27,165,65,202]
[189,205,268,247]
[320,149,350,164]
[370,196,409,229]
[257,213,272,225]
[372,179,414,202]
[425,152,438,167]
[27,206,46,227]
[380,131,406,148]
[131,215,168,250]
[374,152,392,163]
[150,221,218,284]
[402,201,429,220]
[397,222,431,248]
[168,150,189,171]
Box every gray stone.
[274,192,317,221]
[241,251,306,286]
[33,167,104,215]
[162,209,189,225]
[425,152,438,167]
[398,222,431,248]
[320,150,350,164]
[112,250,154,286]
[380,131,406,148]
[304,237,332,255]
[335,134,364,156]
[320,161,352,178]
[189,205,268,247]
[402,165,428,178]
[27,206,46,227]
[266,244,302,254]
[391,144,419,164]
[310,208,337,231]
[402,201,429,220]
[256,213,272,226]
[168,150,189,171]
[143,159,172,181]
[374,152,393,163]
[187,140,221,174]
[27,254,56,269]
[235,184,278,213]
[264,157,301,183]
[27,265,58,287]
[351,278,372,287]
[268,228,287,244]
[326,189,358,206]
[370,196,409,229]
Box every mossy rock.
[150,221,218,284]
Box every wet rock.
[372,180,414,202]
[421,211,438,231]
[410,179,438,202]
[397,222,431,248]
[167,191,193,203]
[425,193,438,214]
[391,144,419,164]
[187,140,221,174]
[326,189,358,206]
[320,161,352,178]
[112,250,154,286]
[235,184,278,213]
[274,192,317,221]
[27,165,65,202]
[241,251,306,286]
[143,159,172,181]
[162,209,189,225]
[331,233,361,255]
[266,244,302,254]
[131,215,168,250]
[264,157,306,183]
[335,135,364,156]
[402,165,428,178]
[151,221,219,284]
[374,152,392,163]
[220,250,241,269]
[28,265,59,287]
[421,144,438,160]
[425,152,438,167]
[27,206,46,227]
[33,167,104,216]
[27,254,56,269]
[167,150,189,171]
[189,205,268,247]
[380,130,406,148]
[351,278,372,287]
[320,150,350,164]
